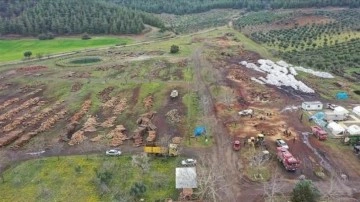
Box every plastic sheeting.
[327,122,345,135]
[333,106,349,115]
[353,106,360,116]
[347,125,360,135]
[310,112,327,127]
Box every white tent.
[327,122,345,135]
[176,167,197,189]
[347,125,360,135]
[333,106,349,115]
[353,106,360,116]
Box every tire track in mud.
[192,48,242,201]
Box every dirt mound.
[71,82,83,92]
[17,66,47,72]
[100,116,117,128]
[97,87,114,103]
[143,95,153,110]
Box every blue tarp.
[194,126,206,137]
[336,92,348,100]
[310,112,327,127]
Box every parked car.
[181,158,197,166]
[276,139,289,149]
[106,149,122,156]
[233,138,241,151]
[238,109,253,116]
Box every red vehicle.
[311,126,327,140]
[276,147,300,171]
[233,138,241,151]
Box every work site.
[0,2,360,201]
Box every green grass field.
[0,155,178,202]
[0,36,132,62]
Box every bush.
[170,45,179,54]
[24,51,32,58]
[82,33,91,40]
[291,180,320,202]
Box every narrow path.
[191,48,242,201]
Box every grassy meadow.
[0,36,132,62]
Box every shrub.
[170,45,179,54]
[291,180,320,202]
[24,51,32,58]
[82,33,91,40]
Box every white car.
[276,139,289,149]
[106,149,122,156]
[181,158,197,166]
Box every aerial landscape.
[0,0,360,201]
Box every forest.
[109,0,360,14]
[0,0,164,35]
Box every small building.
[324,111,348,121]
[302,101,323,111]
[347,125,360,135]
[353,106,360,117]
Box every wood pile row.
[2,106,40,132]
[24,88,43,97]
[0,97,40,121]
[13,109,67,147]
[113,98,128,115]
[70,100,91,123]
[143,95,153,110]
[0,98,20,111]
[102,97,117,109]
[100,116,117,128]
[24,100,63,126]
[0,130,24,147]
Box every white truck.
[324,111,348,121]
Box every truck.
[311,126,327,140]
[144,143,179,156]
[276,147,300,171]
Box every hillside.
[109,0,360,14]
[0,0,163,36]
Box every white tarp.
[327,122,345,135]
[333,106,349,115]
[353,106,360,116]
[176,167,197,189]
[347,125,360,135]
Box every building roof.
[302,101,322,105]
[176,167,197,189]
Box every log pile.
[131,112,157,146]
[101,116,117,128]
[0,130,24,147]
[146,131,156,142]
[105,125,128,147]
[0,97,20,111]
[70,100,91,123]
[0,97,40,121]
[12,109,67,148]
[143,95,153,110]
[68,130,86,145]
[113,98,127,115]
[82,116,98,132]
[165,109,181,123]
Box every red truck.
[276,147,300,171]
[233,138,241,151]
[311,126,327,140]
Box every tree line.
[109,0,360,14]
[0,0,164,36]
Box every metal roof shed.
[176,167,197,189]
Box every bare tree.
[194,154,231,201]
[263,167,287,202]
[52,142,64,161]
[131,153,150,174]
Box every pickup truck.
[311,126,327,140]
